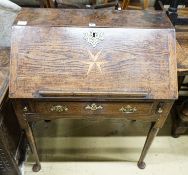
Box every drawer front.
[27,101,155,118]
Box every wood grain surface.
[14,8,173,28]
[26,101,155,119]
[10,26,177,99]
[13,99,164,123]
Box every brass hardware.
[157,102,164,114]
[84,31,104,47]
[158,107,163,114]
[85,103,103,111]
[50,105,68,112]
[119,105,137,113]
[23,107,28,112]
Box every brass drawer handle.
[119,105,137,114]
[50,105,68,112]
[85,103,103,111]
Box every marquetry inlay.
[82,50,106,75]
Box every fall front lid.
[9,8,177,99]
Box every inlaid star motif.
[82,50,106,76]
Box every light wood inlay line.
[82,49,107,75]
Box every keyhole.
[93,32,96,38]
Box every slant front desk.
[10,8,178,171]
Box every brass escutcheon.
[84,31,104,47]
[85,103,103,111]
[50,105,68,112]
[23,106,28,112]
[119,105,137,113]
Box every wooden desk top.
[14,8,173,28]
[1,9,187,100]
[0,37,187,101]
[10,9,177,100]
[0,48,9,107]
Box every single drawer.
[27,101,155,119]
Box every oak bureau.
[9,8,178,172]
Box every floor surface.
[24,118,188,175]
[25,136,188,175]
